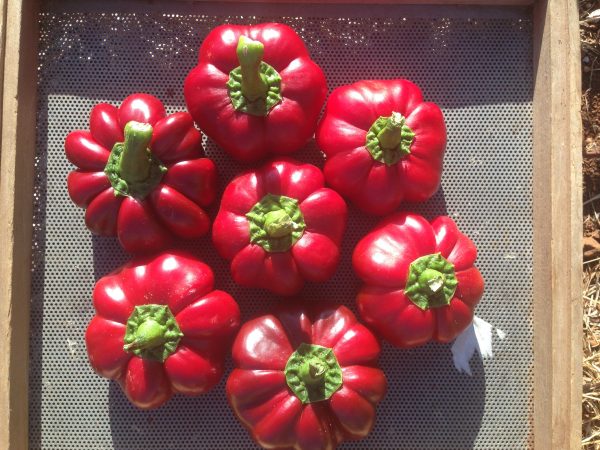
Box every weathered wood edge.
[532,0,582,449]
[0,0,39,448]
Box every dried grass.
[582,1,600,446]
[584,263,600,448]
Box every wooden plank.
[0,0,39,448]
[532,0,582,449]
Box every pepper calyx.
[404,253,458,310]
[284,343,343,404]
[123,304,183,362]
[365,112,414,165]
[246,194,305,252]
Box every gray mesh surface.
[30,2,533,449]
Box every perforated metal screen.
[30,2,533,449]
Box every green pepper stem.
[118,121,154,184]
[376,111,406,150]
[263,210,295,238]
[237,36,269,102]
[299,361,326,386]
[418,268,446,295]
[123,319,166,352]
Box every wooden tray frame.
[0,0,582,448]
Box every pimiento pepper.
[65,93,217,254]
[85,251,240,409]
[212,159,347,296]
[353,213,484,348]
[316,79,447,215]
[184,23,327,163]
[227,304,386,450]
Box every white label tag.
[451,316,505,375]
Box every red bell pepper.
[65,93,217,254]
[227,304,386,450]
[353,213,484,347]
[184,23,327,163]
[85,251,240,409]
[212,158,347,296]
[316,79,447,215]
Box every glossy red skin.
[184,23,327,163]
[85,252,241,409]
[65,93,218,254]
[353,213,484,348]
[212,159,347,296]
[316,80,447,215]
[227,304,387,450]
